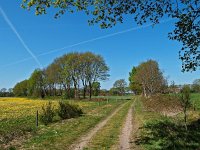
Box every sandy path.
[119,102,134,150]
[70,102,126,150]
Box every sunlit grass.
[0,97,127,149]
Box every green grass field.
[1,94,200,149]
[0,97,128,149]
[134,94,200,150]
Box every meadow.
[133,94,200,150]
[0,97,128,149]
[1,94,200,150]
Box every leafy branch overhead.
[21,0,200,71]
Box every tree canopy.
[21,0,200,71]
[129,60,167,97]
[113,79,127,96]
[13,52,109,99]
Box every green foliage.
[57,101,83,120]
[92,82,101,96]
[28,69,46,98]
[136,118,200,150]
[129,60,167,97]
[40,101,55,125]
[134,96,200,150]
[129,66,142,94]
[113,79,127,96]
[62,89,75,99]
[8,146,16,150]
[13,52,109,99]
[13,80,29,97]
[181,85,191,104]
[0,88,14,97]
[23,99,124,149]
[180,85,191,130]
[109,87,120,96]
[191,93,200,110]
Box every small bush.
[58,101,83,120]
[40,101,55,125]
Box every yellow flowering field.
[0,97,95,120]
[0,98,55,120]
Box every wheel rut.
[119,100,135,150]
[70,102,127,150]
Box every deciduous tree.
[134,60,167,97]
[129,66,142,94]
[113,79,127,96]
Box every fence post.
[36,110,39,127]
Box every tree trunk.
[59,84,62,96]
[143,85,147,97]
[83,86,86,99]
[54,84,56,96]
[89,82,92,100]
[67,84,71,99]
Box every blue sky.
[0,1,199,90]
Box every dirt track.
[119,102,134,150]
[70,102,126,150]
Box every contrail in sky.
[38,19,172,57]
[0,6,42,68]
[0,18,172,68]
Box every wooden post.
[36,110,39,127]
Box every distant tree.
[54,52,109,99]
[83,53,109,99]
[53,55,74,99]
[44,61,61,96]
[0,88,7,93]
[192,79,200,93]
[92,82,101,96]
[129,66,142,94]
[109,87,120,96]
[135,60,167,97]
[13,52,109,99]
[113,79,127,96]
[8,88,13,93]
[13,80,29,97]
[21,0,200,71]
[100,89,109,96]
[0,88,7,97]
[29,69,46,98]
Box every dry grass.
[141,94,182,116]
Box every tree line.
[13,52,109,99]
[3,58,200,98]
[128,59,200,97]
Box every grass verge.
[134,96,200,150]
[21,99,125,150]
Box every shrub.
[40,101,55,125]
[58,101,83,120]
